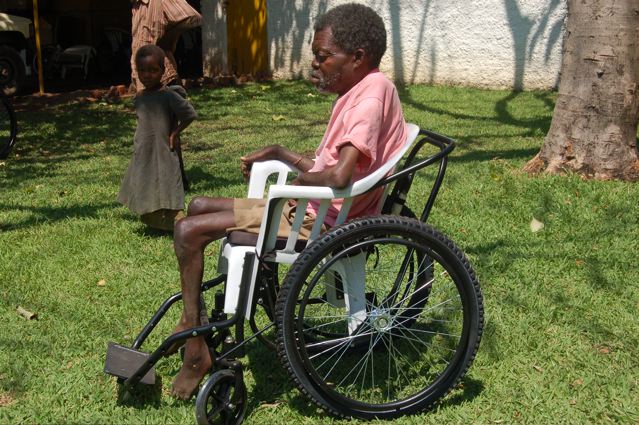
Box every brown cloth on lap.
[229,198,325,240]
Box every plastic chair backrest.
[252,123,420,259]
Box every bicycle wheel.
[275,216,483,419]
[0,92,17,160]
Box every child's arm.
[169,118,194,151]
[167,86,197,151]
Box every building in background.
[202,0,566,90]
[1,0,203,93]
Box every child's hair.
[135,44,166,70]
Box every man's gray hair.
[314,3,387,68]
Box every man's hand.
[240,145,282,181]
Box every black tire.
[195,369,247,425]
[0,46,26,96]
[275,216,483,419]
[0,92,17,159]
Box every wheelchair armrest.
[247,160,299,199]
[266,183,346,201]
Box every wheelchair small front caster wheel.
[195,369,247,425]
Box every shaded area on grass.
[0,201,118,231]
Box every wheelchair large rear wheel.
[275,216,483,419]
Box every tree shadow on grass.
[461,193,639,349]
[438,377,485,410]
[452,147,541,164]
[137,226,174,238]
[0,201,120,232]
[397,87,554,165]
[184,166,243,194]
[398,87,554,139]
[116,376,163,409]
[13,104,136,160]
[244,334,485,419]
[244,341,328,419]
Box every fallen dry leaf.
[530,217,544,233]
[532,365,544,372]
[97,279,107,287]
[571,378,584,388]
[271,115,286,121]
[259,400,284,409]
[16,306,38,320]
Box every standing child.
[117,44,197,231]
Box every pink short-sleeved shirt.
[308,69,407,227]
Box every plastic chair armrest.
[247,160,298,199]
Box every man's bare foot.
[165,301,209,356]
[164,319,190,356]
[170,337,212,400]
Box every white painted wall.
[201,0,228,76]
[203,0,567,90]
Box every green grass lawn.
[1,81,637,424]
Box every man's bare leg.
[170,206,236,399]
[171,197,234,335]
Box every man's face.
[310,27,354,95]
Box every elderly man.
[169,3,408,399]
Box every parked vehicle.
[0,13,34,95]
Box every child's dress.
[117,86,197,229]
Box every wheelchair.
[104,124,484,424]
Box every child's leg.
[140,209,183,231]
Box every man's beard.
[312,71,342,93]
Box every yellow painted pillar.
[32,0,45,95]
[226,0,268,77]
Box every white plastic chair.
[217,123,421,315]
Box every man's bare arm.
[294,144,359,189]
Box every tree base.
[524,153,639,181]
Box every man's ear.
[353,48,375,72]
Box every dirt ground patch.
[0,392,15,407]
[11,75,249,112]
[12,88,121,113]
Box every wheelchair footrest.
[104,342,156,385]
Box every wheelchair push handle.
[379,129,455,223]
